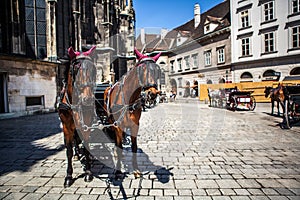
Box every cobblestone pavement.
[0,102,300,200]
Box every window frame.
[263,31,276,53]
[241,10,250,28]
[204,50,212,66]
[217,47,225,64]
[241,37,251,57]
[263,1,275,22]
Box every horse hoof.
[64,177,73,187]
[133,170,141,179]
[84,174,93,182]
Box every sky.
[133,0,224,35]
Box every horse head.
[68,46,97,136]
[134,48,161,87]
[264,86,272,98]
[69,46,96,106]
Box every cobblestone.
[0,102,300,199]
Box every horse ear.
[68,47,77,60]
[83,45,96,57]
[152,52,161,62]
[134,47,144,60]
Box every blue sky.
[133,0,224,34]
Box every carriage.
[227,89,256,111]
[283,85,300,129]
[208,87,256,111]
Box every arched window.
[219,78,225,83]
[240,72,253,82]
[207,79,213,84]
[290,67,300,75]
[263,70,276,77]
[262,70,280,81]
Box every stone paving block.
[40,193,62,200]
[262,188,279,195]
[212,196,231,200]
[274,188,295,195]
[286,196,300,200]
[289,188,300,195]
[59,194,81,200]
[21,193,45,200]
[215,179,241,189]
[149,189,163,196]
[230,196,251,200]
[155,196,174,200]
[256,179,284,188]
[234,188,251,195]
[195,180,218,189]
[205,189,221,196]
[236,179,261,188]
[164,189,178,196]
[154,179,174,189]
[220,188,236,195]
[267,196,289,200]
[249,196,269,200]
[174,180,197,189]
[21,186,38,193]
[173,196,193,200]
[193,197,212,200]
[4,176,33,186]
[277,179,300,188]
[191,188,206,196]
[178,189,192,196]
[2,192,27,200]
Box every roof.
[136,1,230,53]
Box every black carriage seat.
[94,83,111,122]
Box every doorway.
[0,72,8,113]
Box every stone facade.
[230,0,300,82]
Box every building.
[0,0,135,116]
[230,0,300,82]
[136,1,231,97]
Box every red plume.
[134,47,145,60]
[83,45,96,57]
[68,47,77,60]
[152,52,161,62]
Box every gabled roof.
[136,0,230,53]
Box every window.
[26,96,44,107]
[192,54,198,68]
[217,47,225,64]
[264,32,275,53]
[184,56,190,70]
[292,0,300,14]
[241,37,250,56]
[263,1,274,22]
[292,26,300,48]
[170,61,175,73]
[204,50,211,66]
[240,72,253,82]
[241,10,249,28]
[177,58,182,71]
[11,0,25,54]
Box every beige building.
[136,1,231,97]
[230,0,300,82]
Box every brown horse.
[264,83,285,116]
[58,46,97,187]
[104,48,160,177]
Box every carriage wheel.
[284,99,291,129]
[249,96,256,111]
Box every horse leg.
[277,100,280,116]
[82,142,93,182]
[130,125,141,178]
[73,130,81,160]
[114,127,123,176]
[271,100,274,115]
[63,129,74,187]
